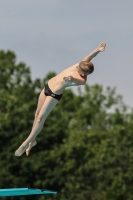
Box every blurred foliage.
[0,50,133,200]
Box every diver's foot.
[15,142,28,157]
[26,140,37,156]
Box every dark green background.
[0,51,133,200]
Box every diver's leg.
[25,89,46,155]
[15,96,58,157]
[31,89,47,131]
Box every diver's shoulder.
[70,62,79,68]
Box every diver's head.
[78,61,94,75]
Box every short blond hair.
[79,61,94,74]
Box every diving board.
[0,188,57,196]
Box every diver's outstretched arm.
[83,42,106,62]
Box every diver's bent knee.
[37,115,45,124]
[35,110,39,118]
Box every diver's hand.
[63,76,73,82]
[97,42,106,52]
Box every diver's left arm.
[83,42,106,62]
[63,75,87,85]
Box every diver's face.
[78,68,90,76]
[83,71,91,75]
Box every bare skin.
[15,42,106,157]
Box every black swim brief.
[44,84,62,101]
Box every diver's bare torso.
[48,63,87,94]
